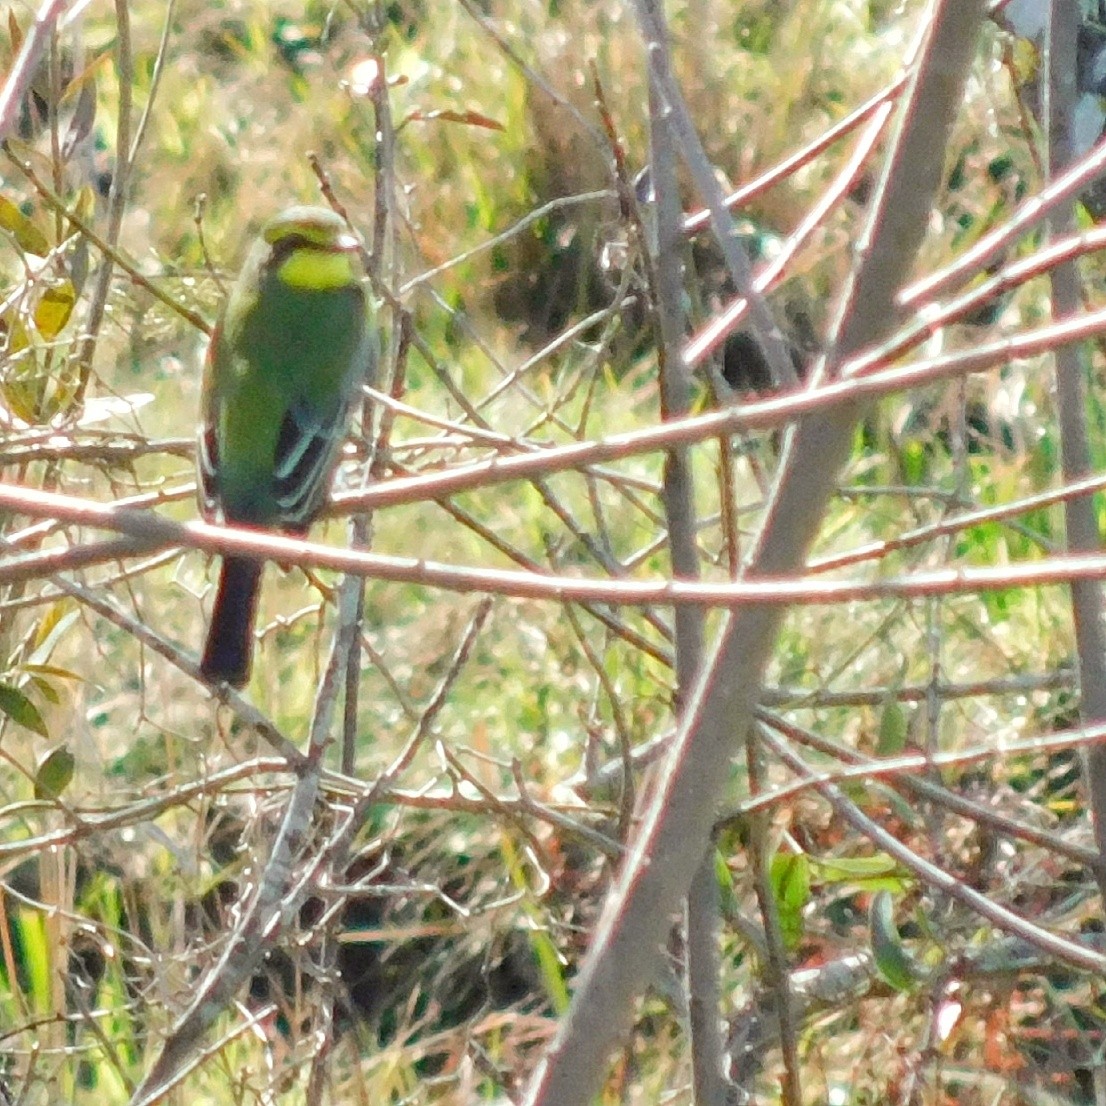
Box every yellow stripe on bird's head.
[262,205,362,291]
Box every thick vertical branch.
[524,5,987,1104]
[637,2,724,1102]
[1045,0,1106,903]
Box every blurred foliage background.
[1,1,1105,1103]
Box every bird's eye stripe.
[264,225,357,252]
[268,233,323,268]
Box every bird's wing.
[272,393,354,532]
[197,328,222,521]
[272,320,374,530]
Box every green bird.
[198,205,374,687]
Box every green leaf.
[499,830,569,1014]
[876,698,907,756]
[27,676,59,706]
[20,663,82,684]
[528,925,570,1016]
[33,279,75,340]
[814,855,899,880]
[406,107,505,132]
[1,307,31,355]
[34,745,75,800]
[0,196,50,256]
[12,909,49,1010]
[714,847,736,903]
[812,854,911,894]
[28,605,80,665]
[770,852,810,950]
[869,891,921,992]
[0,682,48,737]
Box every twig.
[732,716,1106,819]
[71,0,133,408]
[745,730,802,1104]
[633,3,727,1102]
[634,0,796,388]
[681,72,909,236]
[0,535,306,765]
[4,149,212,334]
[755,723,1106,973]
[757,709,1102,871]
[335,304,1106,513]
[900,94,1106,309]
[23,479,1106,606]
[0,0,68,145]
[130,760,324,1105]
[684,89,894,370]
[1043,0,1106,902]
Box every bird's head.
[260,206,363,291]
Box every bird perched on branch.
[197,205,374,687]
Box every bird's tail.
[200,556,263,688]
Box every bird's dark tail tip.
[200,556,264,689]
